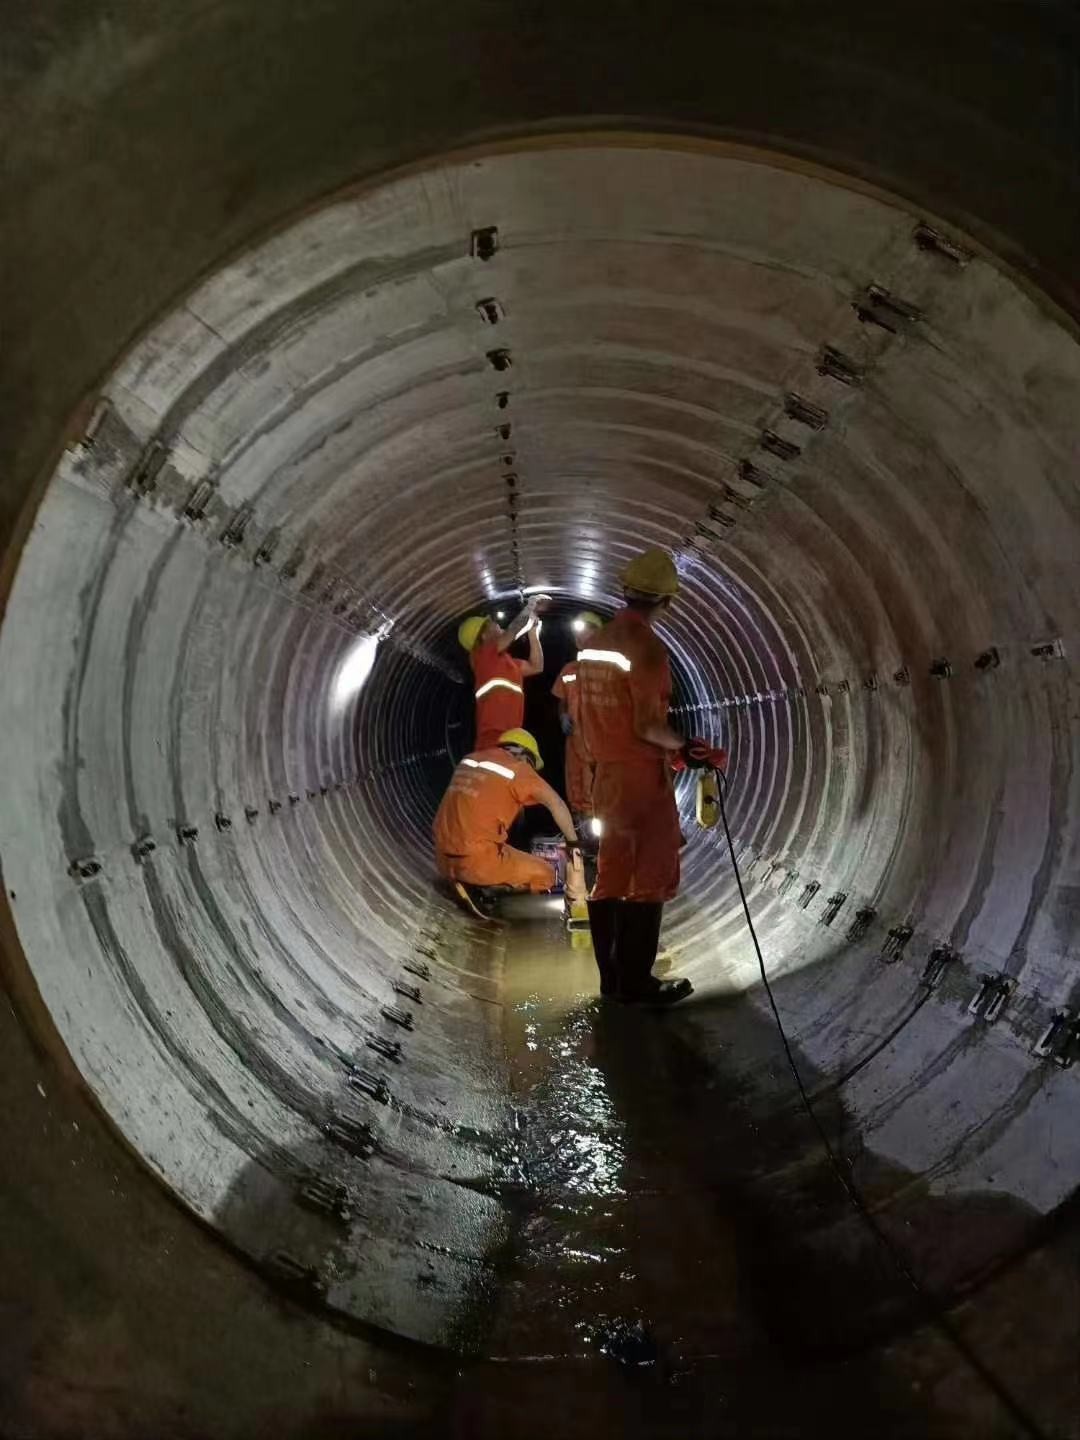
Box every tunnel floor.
[437,904,961,1434]
[444,899,1036,1437]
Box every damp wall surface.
[2,7,1080,1437]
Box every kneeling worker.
[434,728,579,918]
[576,548,726,1005]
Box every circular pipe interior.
[3,131,1080,1434]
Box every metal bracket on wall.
[921,944,956,989]
[476,297,503,325]
[265,1250,323,1298]
[220,502,254,549]
[881,924,914,962]
[847,906,876,943]
[323,1113,376,1159]
[816,346,864,387]
[128,439,168,495]
[913,222,972,266]
[470,226,499,261]
[783,392,829,430]
[183,478,215,523]
[68,856,103,882]
[797,881,820,910]
[738,458,772,490]
[821,893,847,927]
[380,1005,415,1031]
[1033,1009,1080,1066]
[297,1175,351,1222]
[969,974,1015,1024]
[853,284,924,334]
[347,1068,391,1104]
[366,1035,402,1063]
[760,429,801,462]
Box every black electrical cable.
[714,772,1050,1440]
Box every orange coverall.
[470,639,527,750]
[433,747,558,892]
[575,609,680,903]
[551,660,595,816]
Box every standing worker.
[552,611,604,903]
[433,728,579,918]
[458,597,548,750]
[576,548,726,1005]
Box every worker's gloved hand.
[683,738,729,772]
[560,711,574,737]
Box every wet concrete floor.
[449,897,1029,1438]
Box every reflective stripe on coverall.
[433,747,556,892]
[576,610,680,903]
[551,661,595,815]
[470,639,527,749]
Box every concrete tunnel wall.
[3,143,1080,1356]
[2,6,1080,1433]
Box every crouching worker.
[434,728,579,919]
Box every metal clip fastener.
[969,974,1015,1024]
[381,1005,415,1031]
[847,907,876,942]
[297,1175,351,1221]
[921,945,956,990]
[323,1114,375,1158]
[366,1035,403,1063]
[347,1068,391,1104]
[821,893,847,927]
[68,856,102,881]
[881,924,914,962]
[1033,1009,1080,1067]
[471,226,499,261]
[797,881,820,911]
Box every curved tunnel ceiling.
[2,138,1080,1408]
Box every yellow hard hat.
[621,547,680,597]
[497,728,544,770]
[572,610,604,633]
[457,615,489,651]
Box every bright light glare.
[496,610,507,621]
[332,633,380,711]
[590,817,603,837]
[572,618,586,633]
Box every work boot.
[452,881,498,920]
[619,977,693,1007]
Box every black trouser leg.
[613,901,664,999]
[586,899,619,995]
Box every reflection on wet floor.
[487,900,758,1376]
[450,896,999,1437]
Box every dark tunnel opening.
[3,11,1080,1437]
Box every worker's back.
[433,747,547,856]
[577,608,672,764]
